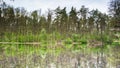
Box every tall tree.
[78,5,88,30]
[0,8,2,18]
[89,9,101,32]
[109,0,120,27]
[47,9,52,32]
[88,16,94,32]
[54,7,68,33]
[39,15,47,30]
[54,7,61,31]
[69,7,78,32]
[60,7,68,32]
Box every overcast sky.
[4,0,110,14]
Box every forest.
[0,1,118,33]
[0,0,120,68]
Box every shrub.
[64,38,72,44]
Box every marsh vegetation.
[0,0,120,68]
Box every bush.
[64,38,72,44]
[72,34,81,42]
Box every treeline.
[0,1,117,34]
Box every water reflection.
[0,44,120,68]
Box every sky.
[4,0,110,14]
